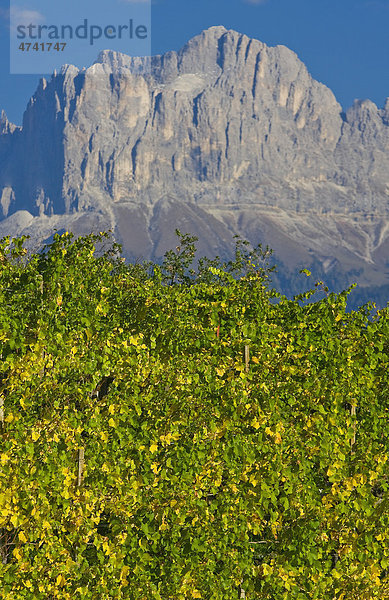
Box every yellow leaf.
[108,418,116,428]
[18,531,27,543]
[332,569,341,580]
[102,541,111,555]
[13,548,22,561]
[150,443,158,453]
[274,432,282,445]
[192,591,202,598]
[263,564,273,576]
[160,432,173,445]
[250,478,258,487]
[151,463,160,474]
[10,514,19,527]
[0,453,9,465]
[32,430,40,442]
[1,508,10,519]
[216,367,225,377]
[100,431,108,442]
[108,405,115,415]
[56,574,66,587]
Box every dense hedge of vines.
[0,231,388,599]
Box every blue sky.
[0,0,388,124]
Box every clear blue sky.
[1,0,388,125]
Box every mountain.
[1,26,389,304]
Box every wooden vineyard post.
[1,528,8,565]
[39,276,45,379]
[77,447,85,487]
[351,404,356,452]
[216,311,221,340]
[0,395,4,428]
[244,345,250,373]
[240,346,249,600]
[74,447,85,566]
[238,585,246,599]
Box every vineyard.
[0,231,388,599]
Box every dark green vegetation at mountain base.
[0,232,388,599]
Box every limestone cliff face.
[1,26,389,298]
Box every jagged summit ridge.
[0,26,389,298]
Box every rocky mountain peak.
[0,27,389,305]
[382,97,389,124]
[0,110,20,135]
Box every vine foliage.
[0,231,388,599]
